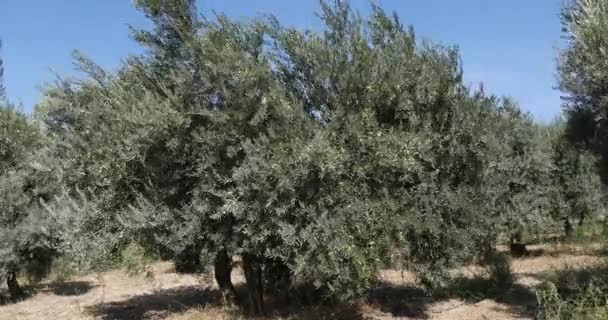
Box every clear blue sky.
[1,0,563,121]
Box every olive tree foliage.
[38,65,180,268]
[554,0,608,235]
[0,42,64,300]
[559,0,608,180]
[34,0,568,314]
[0,107,50,293]
[267,1,552,282]
[490,106,558,246]
[0,97,59,299]
[550,120,605,236]
[39,0,312,312]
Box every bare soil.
[0,243,605,320]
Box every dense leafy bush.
[537,277,608,320]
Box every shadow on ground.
[0,286,35,305]
[367,284,431,318]
[43,281,97,296]
[0,280,97,306]
[87,284,365,320]
[85,277,540,320]
[86,262,608,320]
[367,275,538,319]
[444,276,537,316]
[519,263,608,289]
[87,286,221,320]
[524,242,608,258]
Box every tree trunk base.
[214,249,238,307]
[7,272,24,301]
[509,235,528,257]
[242,253,264,316]
[564,218,573,239]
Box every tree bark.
[509,234,527,257]
[564,218,573,238]
[7,272,23,301]
[214,248,238,307]
[242,253,264,316]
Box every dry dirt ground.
[0,243,605,320]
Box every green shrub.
[487,251,513,291]
[120,242,154,280]
[48,258,79,284]
[537,282,565,320]
[537,278,608,320]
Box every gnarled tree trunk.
[7,272,23,301]
[509,233,528,257]
[564,217,573,238]
[242,253,264,316]
[214,248,238,307]
[578,210,586,227]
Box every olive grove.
[0,0,605,316]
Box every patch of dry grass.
[0,242,605,320]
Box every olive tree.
[559,0,608,181]
[0,104,60,300]
[37,0,570,315]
